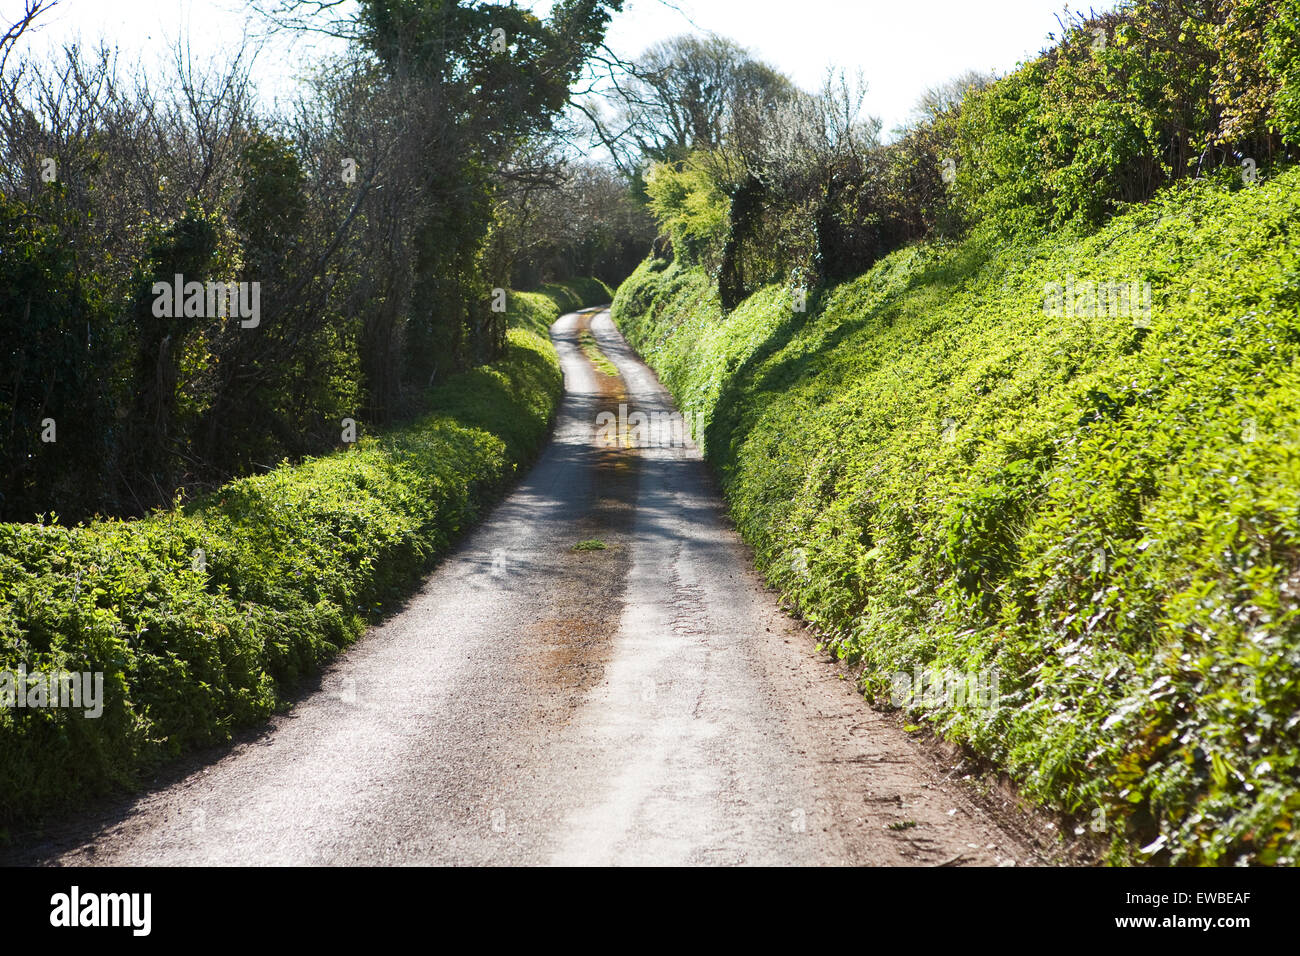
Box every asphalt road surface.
[8,309,1045,866]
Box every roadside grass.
[0,323,563,826]
[507,277,614,338]
[578,330,620,377]
[612,167,1300,865]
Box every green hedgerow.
[613,165,1300,865]
[0,326,562,825]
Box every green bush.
[644,159,730,270]
[612,165,1300,865]
[1265,0,1300,144]
[0,191,120,521]
[945,1,1299,237]
[0,326,561,825]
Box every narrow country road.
[7,309,1045,866]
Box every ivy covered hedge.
[612,166,1300,865]
[0,326,561,826]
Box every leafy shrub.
[644,158,730,270]
[1264,0,1300,144]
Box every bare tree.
[907,68,995,127]
[580,32,799,171]
[0,0,56,75]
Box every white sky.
[4,0,1118,135]
[606,0,1119,134]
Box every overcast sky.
[5,0,1119,135]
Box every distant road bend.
[12,308,1042,867]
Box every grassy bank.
[506,277,615,337]
[612,168,1300,864]
[0,316,563,826]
